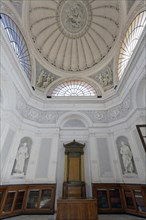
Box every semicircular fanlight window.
[52,80,97,96]
[0,13,31,80]
[118,11,146,79]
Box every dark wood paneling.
[0,184,56,219]
[92,183,146,217]
[56,199,98,220]
[63,181,86,199]
[68,157,80,181]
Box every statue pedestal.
[12,173,24,178]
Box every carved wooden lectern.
[62,140,86,199]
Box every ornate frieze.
[16,92,65,124]
[84,93,131,123]
[16,91,132,125]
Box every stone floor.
[2,214,145,220]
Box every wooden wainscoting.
[62,181,86,199]
[0,184,56,219]
[56,198,98,220]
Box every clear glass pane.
[134,190,146,212]
[52,80,96,96]
[39,189,51,209]
[0,13,31,80]
[97,190,109,208]
[118,11,146,79]
[124,190,135,210]
[3,191,15,212]
[14,191,25,210]
[109,189,122,208]
[27,190,39,209]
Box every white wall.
[0,23,146,198]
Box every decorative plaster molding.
[0,1,20,24]
[84,92,132,123]
[9,0,23,16]
[28,0,120,72]
[90,60,114,91]
[35,60,59,91]
[16,91,66,124]
[57,0,92,38]
[16,90,132,125]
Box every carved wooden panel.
[56,199,98,220]
[68,157,80,181]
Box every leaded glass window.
[52,80,96,96]
[0,13,31,80]
[118,11,146,79]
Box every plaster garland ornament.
[16,90,132,124]
[16,91,58,124]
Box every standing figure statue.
[14,142,29,174]
[120,141,134,174]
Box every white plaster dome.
[29,0,120,73]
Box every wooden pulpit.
[63,139,86,199]
[56,140,98,220]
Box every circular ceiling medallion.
[57,0,92,38]
[28,0,120,73]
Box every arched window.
[0,13,31,80]
[118,11,146,79]
[52,80,97,96]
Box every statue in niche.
[12,137,32,175]
[120,141,134,174]
[14,142,29,174]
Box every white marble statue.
[14,142,29,174]
[120,141,134,174]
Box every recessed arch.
[57,112,92,128]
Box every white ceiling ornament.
[28,0,120,73]
[35,61,60,91]
[90,60,114,91]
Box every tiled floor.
[2,214,145,220]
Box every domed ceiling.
[28,0,120,74]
